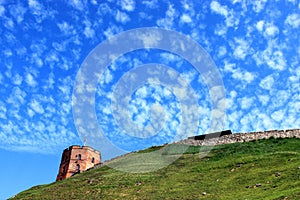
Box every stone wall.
[177,129,300,146]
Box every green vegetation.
[11,138,300,199]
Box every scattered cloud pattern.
[0,1,299,159]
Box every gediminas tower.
[56,145,101,181]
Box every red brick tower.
[56,145,101,181]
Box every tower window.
[78,154,81,160]
[76,164,80,171]
[92,157,95,163]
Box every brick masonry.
[56,145,101,181]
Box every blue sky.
[0,0,299,199]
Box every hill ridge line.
[96,128,300,167]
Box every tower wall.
[56,146,101,181]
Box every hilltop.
[10,135,300,199]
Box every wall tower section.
[56,146,101,181]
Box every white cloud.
[232,70,256,84]
[0,5,5,17]
[210,1,228,17]
[226,110,242,131]
[258,113,274,130]
[267,50,286,71]
[240,109,265,132]
[33,121,46,132]
[253,40,286,71]
[69,0,85,11]
[218,46,227,57]
[225,97,236,112]
[160,52,181,63]
[57,21,75,36]
[1,121,14,133]
[5,69,12,79]
[288,67,300,88]
[257,94,270,106]
[58,77,73,98]
[30,54,43,67]
[180,70,197,85]
[223,61,256,84]
[103,69,113,84]
[28,0,44,17]
[210,1,239,27]
[271,109,286,122]
[142,0,158,9]
[45,51,59,64]
[27,108,35,118]
[30,41,47,56]
[15,45,27,56]
[29,99,45,114]
[3,16,15,30]
[156,3,176,29]
[0,101,7,119]
[256,21,280,38]
[9,3,27,24]
[256,20,264,32]
[25,73,37,87]
[270,90,289,108]
[139,12,153,20]
[84,26,95,38]
[83,19,95,39]
[180,14,192,23]
[259,75,274,90]
[286,0,297,4]
[4,48,12,57]
[137,31,162,47]
[285,13,300,28]
[264,23,279,38]
[61,102,71,115]
[28,0,41,10]
[46,72,55,89]
[90,0,97,5]
[251,0,267,13]
[8,87,27,105]
[239,96,254,110]
[232,38,251,60]
[214,23,228,36]
[229,90,237,98]
[119,0,135,12]
[224,61,235,71]
[116,10,130,24]
[104,24,123,39]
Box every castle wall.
[56,129,299,180]
[177,129,300,146]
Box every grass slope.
[11,137,300,200]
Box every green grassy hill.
[10,137,300,200]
